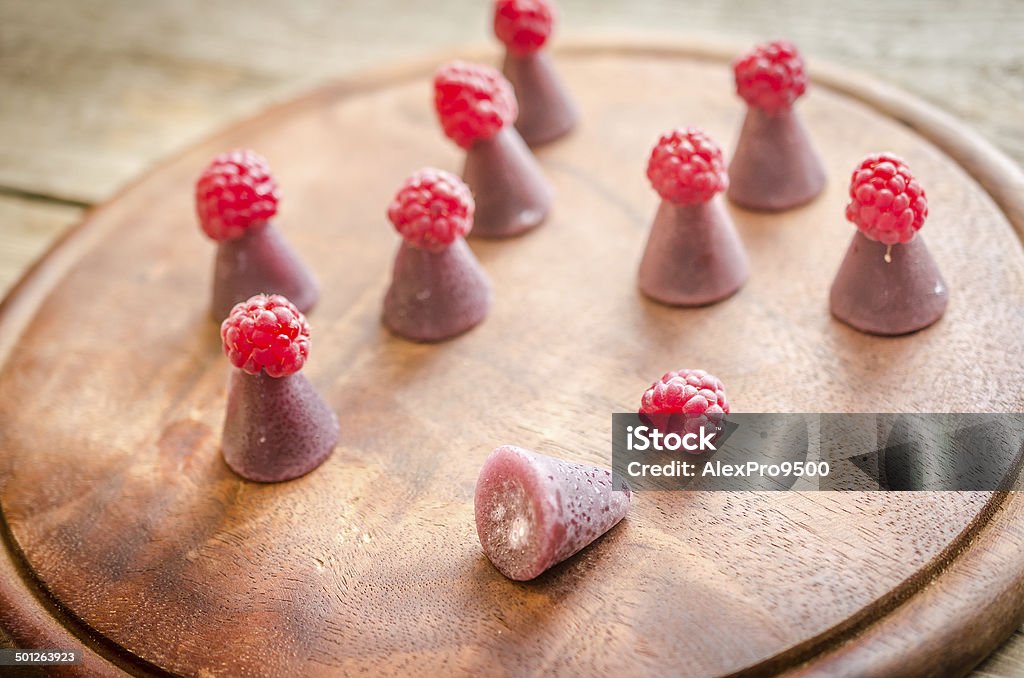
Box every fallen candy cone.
[494,0,578,146]
[434,61,553,238]
[727,41,826,211]
[220,294,338,482]
[830,153,948,335]
[638,127,749,306]
[474,445,632,581]
[197,150,319,321]
[382,168,492,342]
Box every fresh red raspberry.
[845,153,928,245]
[647,127,729,205]
[387,168,475,251]
[640,369,729,416]
[733,40,808,112]
[196,150,280,241]
[220,294,310,378]
[640,369,729,438]
[494,0,555,57]
[434,61,518,149]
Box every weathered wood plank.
[0,196,81,297]
[0,0,1021,204]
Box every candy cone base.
[638,199,749,306]
[383,239,492,342]
[727,107,826,212]
[212,222,319,321]
[503,51,578,147]
[463,127,553,238]
[222,370,339,483]
[830,231,948,336]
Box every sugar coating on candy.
[222,370,339,482]
[387,168,475,252]
[640,369,729,435]
[733,40,808,112]
[845,153,928,245]
[221,294,310,378]
[196,149,280,241]
[434,61,519,149]
[475,445,631,581]
[647,128,729,205]
[494,0,555,56]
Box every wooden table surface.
[1,1,1022,675]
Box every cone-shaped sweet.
[219,294,338,482]
[384,239,491,342]
[830,231,948,335]
[463,127,554,238]
[196,150,318,321]
[830,153,947,335]
[639,127,748,306]
[502,52,578,147]
[494,0,577,146]
[212,222,319,321]
[727,41,825,211]
[222,370,339,482]
[728,108,826,211]
[502,51,577,147]
[382,168,492,342]
[434,61,553,238]
[639,200,749,306]
[474,445,632,581]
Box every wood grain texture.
[0,0,1021,205]
[0,42,1023,677]
[0,196,81,298]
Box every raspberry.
[387,168,475,251]
[220,294,310,378]
[434,61,518,149]
[494,0,555,57]
[733,40,808,112]
[640,369,729,438]
[646,127,729,205]
[640,369,729,416]
[196,150,280,241]
[845,153,928,245]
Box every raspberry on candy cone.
[196,149,319,321]
[727,40,826,211]
[638,128,749,306]
[434,61,553,238]
[382,168,492,342]
[845,153,928,245]
[219,294,338,482]
[830,153,948,336]
[493,0,578,146]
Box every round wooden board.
[2,38,1024,677]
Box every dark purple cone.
[462,127,554,238]
[830,231,948,336]
[502,51,578,147]
[727,107,826,211]
[211,222,319,321]
[383,238,492,342]
[638,199,749,306]
[222,370,339,482]
[474,445,632,581]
